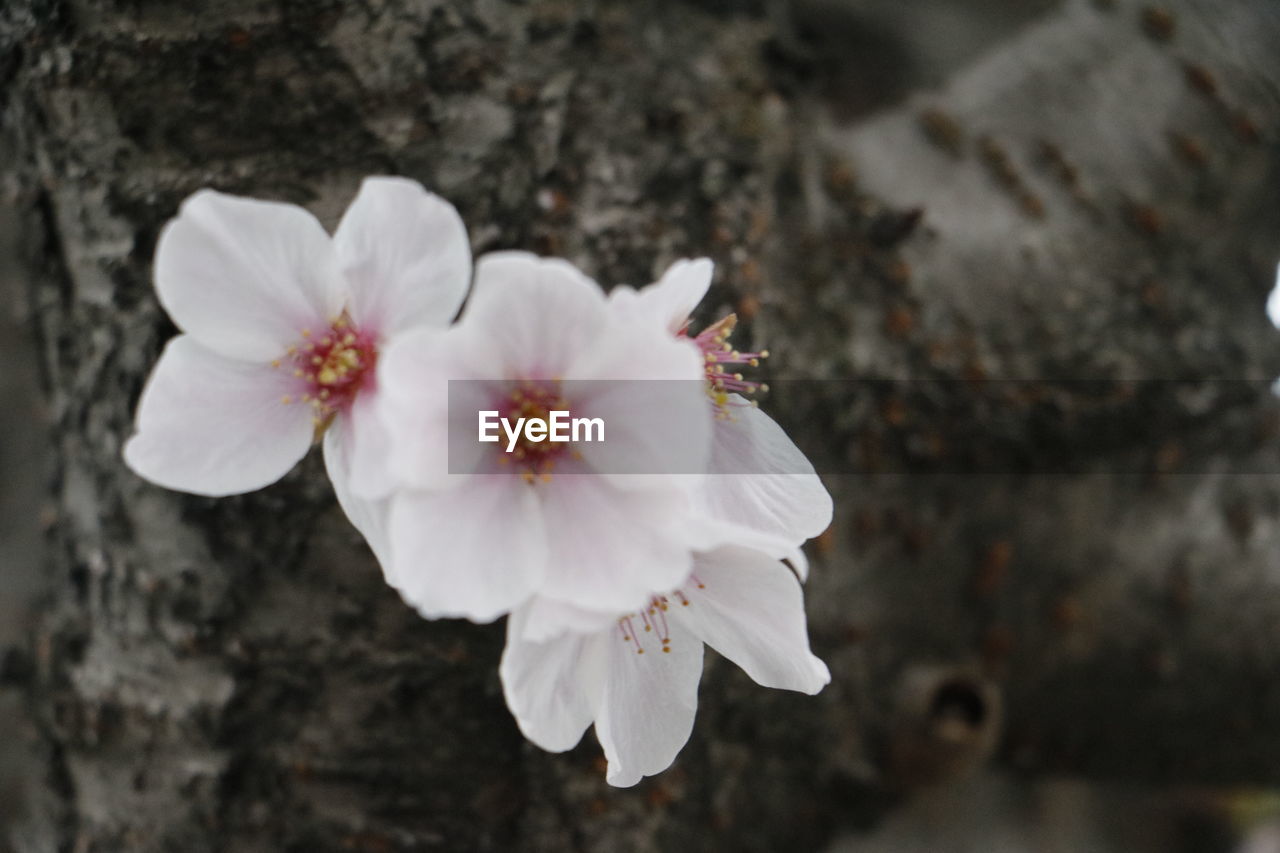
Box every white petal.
[607,284,642,313]
[537,475,694,614]
[593,617,704,788]
[677,545,830,695]
[612,258,713,333]
[373,327,480,494]
[499,607,596,752]
[323,413,394,582]
[569,316,711,483]
[341,385,398,500]
[154,190,345,361]
[518,595,618,643]
[647,257,714,332]
[1268,261,1280,329]
[463,252,609,379]
[123,335,313,496]
[682,515,810,579]
[701,398,833,545]
[334,177,472,337]
[387,478,546,621]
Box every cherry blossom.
[1268,261,1280,329]
[369,251,726,626]
[610,259,833,556]
[123,177,471,571]
[500,544,830,787]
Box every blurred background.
[0,174,47,850]
[3,0,1280,850]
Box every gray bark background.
[3,0,1280,850]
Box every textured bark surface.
[3,0,1280,850]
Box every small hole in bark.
[928,678,986,729]
[887,668,1003,788]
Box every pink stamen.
[616,589,700,656]
[682,313,769,415]
[619,616,645,655]
[648,596,672,653]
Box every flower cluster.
[125,177,832,787]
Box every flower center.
[275,314,376,431]
[496,380,573,484]
[685,313,768,417]
[616,576,705,655]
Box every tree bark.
[4,0,1280,850]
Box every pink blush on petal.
[274,314,379,429]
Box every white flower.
[1267,261,1280,329]
[370,251,726,628]
[1267,262,1280,397]
[123,177,471,569]
[610,259,833,551]
[499,544,830,787]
